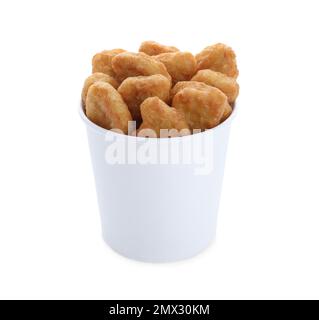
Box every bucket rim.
[79,100,238,140]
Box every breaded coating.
[138,97,190,137]
[81,73,119,105]
[171,81,233,122]
[155,52,197,84]
[172,87,227,130]
[92,49,126,76]
[191,69,239,104]
[170,80,215,101]
[85,82,132,134]
[112,52,172,83]
[196,43,238,78]
[139,41,179,56]
[84,41,239,136]
[220,102,232,123]
[118,75,171,124]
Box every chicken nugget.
[112,52,171,83]
[155,52,196,84]
[138,97,190,137]
[170,80,215,101]
[86,82,132,134]
[139,41,179,56]
[191,69,239,104]
[220,102,232,123]
[170,80,233,122]
[171,81,233,122]
[81,73,119,105]
[92,49,126,77]
[118,75,171,124]
[196,43,238,78]
[172,87,227,130]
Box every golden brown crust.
[84,42,239,136]
[195,43,238,78]
[170,80,215,101]
[139,41,179,55]
[138,97,190,137]
[85,82,132,134]
[81,73,119,105]
[191,69,239,104]
[172,87,227,130]
[92,49,126,77]
[112,52,172,83]
[171,80,233,123]
[220,102,232,123]
[118,75,171,124]
[155,52,197,84]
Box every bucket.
[80,103,236,262]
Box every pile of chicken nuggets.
[82,41,239,137]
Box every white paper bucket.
[80,103,236,262]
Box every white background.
[0,0,318,299]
